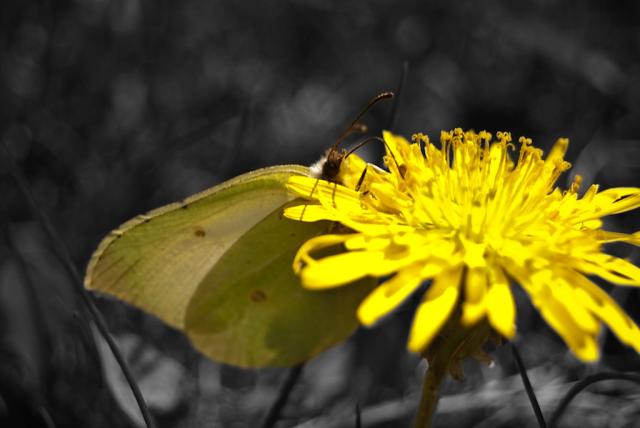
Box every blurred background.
[1,0,640,427]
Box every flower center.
[373,129,576,259]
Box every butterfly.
[84,93,393,368]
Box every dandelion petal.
[538,295,599,361]
[283,204,333,222]
[408,268,462,352]
[357,268,423,326]
[461,268,487,326]
[592,187,640,217]
[579,254,640,286]
[570,272,640,353]
[486,265,516,338]
[301,247,412,289]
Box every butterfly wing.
[85,164,375,367]
[85,165,305,329]
[184,208,374,367]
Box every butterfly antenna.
[345,136,405,179]
[345,136,385,157]
[331,92,395,152]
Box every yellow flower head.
[284,129,640,362]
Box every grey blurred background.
[1,1,640,427]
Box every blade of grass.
[510,342,546,428]
[2,142,156,428]
[260,364,304,428]
[549,372,640,428]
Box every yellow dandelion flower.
[284,129,640,362]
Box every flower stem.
[414,357,447,428]
[510,342,546,428]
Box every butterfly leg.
[299,178,321,220]
[331,181,338,208]
[355,165,368,192]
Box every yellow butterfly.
[84,93,393,368]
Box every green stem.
[414,358,447,428]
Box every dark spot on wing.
[194,227,206,237]
[250,290,267,303]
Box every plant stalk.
[414,357,447,428]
